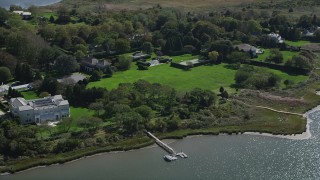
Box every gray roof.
[58,100,69,106]
[18,106,33,111]
[234,44,258,52]
[11,95,69,110]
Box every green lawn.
[88,63,237,93]
[70,107,94,129]
[262,68,308,87]
[285,40,310,47]
[21,91,38,100]
[254,49,299,63]
[170,54,199,63]
[254,49,271,61]
[282,51,299,61]
[38,12,58,19]
[88,61,308,93]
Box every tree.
[58,117,73,133]
[192,21,219,40]
[34,71,43,81]
[56,6,70,24]
[0,8,9,24]
[78,117,103,130]
[115,38,130,53]
[114,111,143,135]
[285,55,313,70]
[39,76,58,95]
[284,79,294,88]
[208,51,219,63]
[183,88,216,110]
[267,74,281,87]
[54,55,79,75]
[266,49,283,64]
[210,40,233,61]
[38,48,57,69]
[141,42,154,54]
[9,5,22,11]
[227,51,249,64]
[49,16,55,23]
[116,55,132,71]
[14,64,33,83]
[89,102,104,116]
[219,86,225,94]
[0,67,12,83]
[39,24,56,41]
[90,70,103,82]
[134,105,154,120]
[221,90,229,99]
[0,52,17,73]
[314,29,320,42]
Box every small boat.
[176,152,188,158]
[163,155,177,162]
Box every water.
[0,0,61,9]
[1,109,320,180]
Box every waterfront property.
[10,95,70,124]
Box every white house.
[13,11,32,19]
[268,33,284,43]
[10,95,70,124]
[234,44,264,54]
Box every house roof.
[58,100,69,106]
[13,11,24,15]
[22,12,32,16]
[18,106,33,111]
[11,98,27,107]
[11,95,69,110]
[81,57,111,69]
[234,44,258,52]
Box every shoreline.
[243,105,320,140]
[0,0,62,10]
[1,104,320,176]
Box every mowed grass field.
[254,49,299,63]
[89,63,237,93]
[88,62,308,92]
[285,40,311,47]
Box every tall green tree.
[54,55,79,75]
[115,38,130,53]
[0,67,12,83]
[141,42,154,54]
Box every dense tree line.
[235,65,281,89]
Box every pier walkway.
[146,132,175,154]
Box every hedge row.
[245,60,310,75]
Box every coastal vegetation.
[0,0,320,174]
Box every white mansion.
[10,95,70,124]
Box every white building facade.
[10,95,70,124]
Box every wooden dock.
[146,132,175,154]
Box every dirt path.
[232,99,303,116]
[254,106,303,116]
